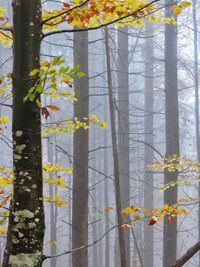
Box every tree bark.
[105,26,127,267]
[192,0,200,265]
[117,26,130,267]
[143,21,154,267]
[163,2,179,267]
[171,241,200,267]
[72,30,89,267]
[3,0,45,266]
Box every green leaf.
[29,69,39,77]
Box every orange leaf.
[149,216,158,226]
[0,189,4,195]
[63,2,70,9]
[168,216,174,223]
[47,105,60,111]
[133,215,141,221]
[121,224,131,230]
[104,206,113,213]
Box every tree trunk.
[72,30,89,267]
[103,94,110,267]
[192,0,200,265]
[3,0,45,266]
[143,21,154,267]
[117,26,130,267]
[105,26,127,267]
[163,2,179,266]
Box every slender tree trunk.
[105,26,127,267]
[3,0,45,266]
[72,30,89,267]
[103,94,110,267]
[163,2,179,267]
[143,22,154,267]
[117,26,130,267]
[192,0,200,265]
[91,127,98,267]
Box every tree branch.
[41,0,90,25]
[171,241,200,267]
[42,0,161,38]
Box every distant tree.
[117,26,130,267]
[143,21,154,267]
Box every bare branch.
[171,241,200,267]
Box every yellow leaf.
[121,206,139,216]
[0,228,7,235]
[0,7,6,17]
[0,177,12,186]
[179,1,191,8]
[29,69,39,77]
[61,77,71,83]
[172,5,182,15]
[0,116,9,125]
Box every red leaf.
[149,216,158,226]
[42,107,50,119]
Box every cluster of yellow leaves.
[43,89,77,102]
[172,1,191,16]
[149,203,188,225]
[0,7,12,46]
[43,162,72,174]
[0,73,12,98]
[0,177,12,187]
[0,210,9,235]
[43,9,65,30]
[0,228,7,235]
[150,155,200,191]
[44,176,66,188]
[105,202,188,229]
[121,205,140,216]
[0,166,12,189]
[43,115,106,136]
[0,210,9,224]
[150,155,200,172]
[0,116,9,125]
[44,195,68,207]
[89,114,107,129]
[42,0,191,31]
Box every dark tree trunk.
[163,2,179,266]
[3,0,45,266]
[72,30,89,267]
